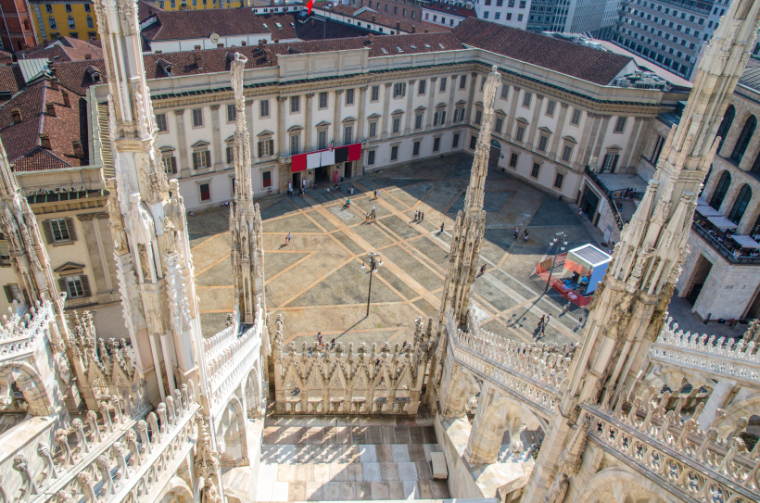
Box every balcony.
[692,214,760,264]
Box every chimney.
[72,140,84,159]
[46,103,56,116]
[10,109,21,124]
[40,134,51,149]
[62,90,70,107]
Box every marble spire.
[522,4,760,501]
[438,65,500,330]
[229,52,266,327]
[94,0,205,404]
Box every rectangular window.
[562,145,573,162]
[369,121,378,138]
[390,145,399,161]
[515,125,526,142]
[162,152,177,174]
[522,92,532,107]
[343,125,353,144]
[614,116,627,133]
[470,136,477,149]
[86,16,94,28]
[433,137,440,152]
[258,138,273,157]
[49,218,71,242]
[345,89,354,105]
[452,133,460,148]
[602,151,620,172]
[227,104,236,122]
[156,113,167,132]
[495,117,503,133]
[65,4,72,12]
[509,152,518,168]
[289,134,300,154]
[651,135,665,163]
[370,85,380,101]
[418,79,426,95]
[65,276,87,298]
[434,110,446,126]
[192,150,210,169]
[570,108,582,125]
[537,134,549,152]
[226,145,234,164]
[199,183,211,201]
[554,173,564,189]
[393,82,406,98]
[415,113,423,130]
[439,77,447,92]
[413,141,420,156]
[368,150,376,165]
[319,92,328,109]
[392,117,401,134]
[263,171,272,188]
[500,85,508,100]
[531,163,540,178]
[45,4,52,12]
[454,108,465,122]
[475,110,482,125]
[546,100,556,117]
[290,96,300,113]
[192,108,203,127]
[260,99,270,118]
[318,130,328,149]
[459,75,467,89]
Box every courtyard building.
[0,1,759,502]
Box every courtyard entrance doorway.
[344,161,352,179]
[490,140,501,169]
[315,166,329,185]
[292,172,301,190]
[686,254,712,306]
[580,186,600,221]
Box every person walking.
[420,211,425,222]
[522,229,529,241]
[477,264,487,277]
[513,226,520,239]
[373,189,379,200]
[540,315,550,338]
[285,232,292,246]
[413,209,420,223]
[439,221,445,234]
[287,181,293,197]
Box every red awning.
[291,153,307,172]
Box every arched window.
[730,115,756,164]
[709,171,731,210]
[716,105,735,153]
[728,184,752,224]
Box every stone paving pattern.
[188,153,600,345]
[255,417,449,501]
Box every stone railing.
[584,398,760,503]
[447,319,575,418]
[0,385,199,503]
[207,308,264,419]
[651,317,760,385]
[273,318,433,415]
[0,300,54,362]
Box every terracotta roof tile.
[0,65,23,97]
[453,18,633,85]
[18,37,103,63]
[0,80,86,172]
[325,5,448,34]
[143,9,298,42]
[269,32,463,57]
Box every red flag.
[307,0,314,14]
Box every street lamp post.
[360,252,383,318]
[545,232,569,292]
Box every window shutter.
[58,278,68,296]
[65,218,76,241]
[4,285,14,303]
[80,275,91,297]
[42,219,54,244]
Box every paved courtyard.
[188,153,598,345]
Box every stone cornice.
[29,196,107,215]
